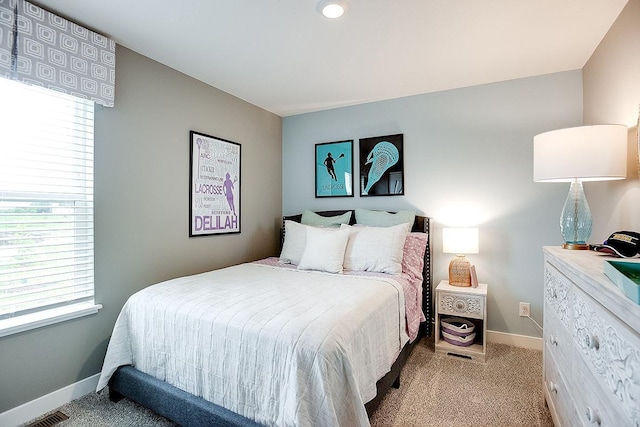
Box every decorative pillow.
[402,232,429,281]
[341,223,409,275]
[355,208,415,231]
[297,227,350,273]
[301,210,352,227]
[280,220,309,265]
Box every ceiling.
[36,0,629,117]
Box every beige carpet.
[370,339,554,427]
[25,340,553,427]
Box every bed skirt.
[108,338,417,426]
[108,365,261,426]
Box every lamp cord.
[527,314,543,334]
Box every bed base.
[108,366,261,426]
[364,336,415,416]
[109,339,416,426]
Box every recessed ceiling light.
[317,0,349,19]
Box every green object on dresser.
[604,260,640,304]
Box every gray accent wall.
[0,46,282,413]
[283,71,583,337]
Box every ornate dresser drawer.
[543,350,577,427]
[572,352,629,426]
[573,285,640,425]
[544,308,572,379]
[544,264,572,329]
[544,264,574,372]
[543,247,640,427]
[437,291,484,319]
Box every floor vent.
[27,411,69,427]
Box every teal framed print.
[315,140,354,198]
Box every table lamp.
[534,125,627,249]
[443,227,479,286]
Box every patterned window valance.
[0,0,115,107]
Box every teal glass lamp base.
[560,180,592,250]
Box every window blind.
[0,77,95,321]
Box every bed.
[98,210,432,427]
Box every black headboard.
[281,210,433,338]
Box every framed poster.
[189,131,241,236]
[359,133,404,196]
[315,140,354,198]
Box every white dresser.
[543,247,640,426]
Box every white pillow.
[301,210,352,227]
[341,223,409,275]
[297,227,350,273]
[280,220,308,265]
[355,208,415,231]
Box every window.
[0,78,100,337]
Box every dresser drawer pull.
[547,381,557,394]
[585,407,601,425]
[584,334,600,351]
[548,335,558,346]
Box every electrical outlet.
[519,302,530,317]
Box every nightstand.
[435,280,488,362]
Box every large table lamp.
[533,125,627,250]
[443,227,479,286]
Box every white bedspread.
[97,262,408,427]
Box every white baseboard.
[0,373,99,427]
[487,329,543,350]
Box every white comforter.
[97,262,408,427]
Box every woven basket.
[442,330,476,346]
[441,317,476,346]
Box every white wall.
[583,0,640,237]
[283,71,583,337]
